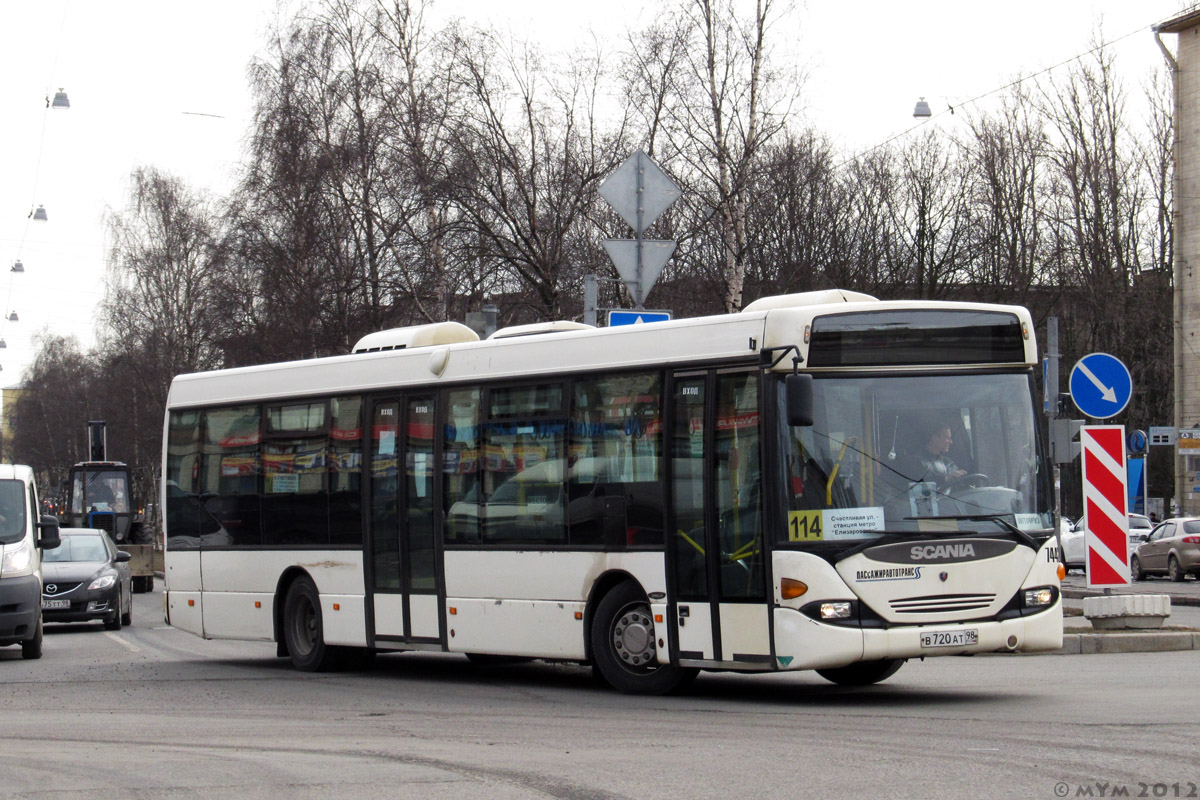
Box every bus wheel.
[283,575,335,672]
[816,659,904,686]
[590,581,696,695]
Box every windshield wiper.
[903,513,1039,549]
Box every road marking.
[105,632,140,653]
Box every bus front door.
[367,395,443,647]
[668,370,773,669]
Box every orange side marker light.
[780,578,808,600]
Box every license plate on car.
[920,629,978,648]
[42,598,70,610]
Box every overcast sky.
[0,0,1190,395]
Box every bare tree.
[8,333,97,490]
[963,88,1050,306]
[102,167,223,407]
[449,27,630,320]
[878,133,974,299]
[642,0,798,312]
[1039,43,1146,355]
[374,0,484,323]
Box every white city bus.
[162,289,1063,693]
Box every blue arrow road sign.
[1069,352,1132,419]
[608,310,672,326]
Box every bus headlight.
[1022,587,1056,607]
[820,602,853,620]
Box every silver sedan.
[1131,518,1200,582]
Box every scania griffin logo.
[911,544,975,561]
[45,584,57,594]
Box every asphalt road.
[0,589,1197,800]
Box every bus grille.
[889,593,997,614]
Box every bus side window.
[482,384,566,545]
[443,389,482,544]
[568,372,663,548]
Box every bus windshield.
[776,371,1051,552]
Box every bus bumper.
[772,602,1064,671]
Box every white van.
[0,464,62,659]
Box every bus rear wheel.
[816,659,905,686]
[590,581,697,695]
[283,575,336,672]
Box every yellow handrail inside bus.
[729,538,760,561]
[826,437,854,506]
[677,529,705,555]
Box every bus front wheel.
[816,658,905,686]
[590,581,697,695]
[283,575,336,672]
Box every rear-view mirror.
[785,373,814,427]
[37,514,61,550]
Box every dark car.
[41,528,132,630]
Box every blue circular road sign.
[1069,352,1132,419]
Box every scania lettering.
[162,289,1062,693]
[912,544,976,560]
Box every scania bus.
[161,289,1063,694]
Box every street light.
[913,97,932,118]
[30,206,47,222]
[7,312,18,322]
[49,88,70,110]
[10,260,23,273]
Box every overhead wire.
[835,19,1154,170]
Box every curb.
[1055,630,1200,655]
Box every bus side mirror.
[37,515,61,550]
[785,373,814,427]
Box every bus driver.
[906,422,967,488]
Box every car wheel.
[1169,556,1185,583]
[590,581,697,695]
[1131,555,1145,582]
[21,616,43,660]
[104,591,123,631]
